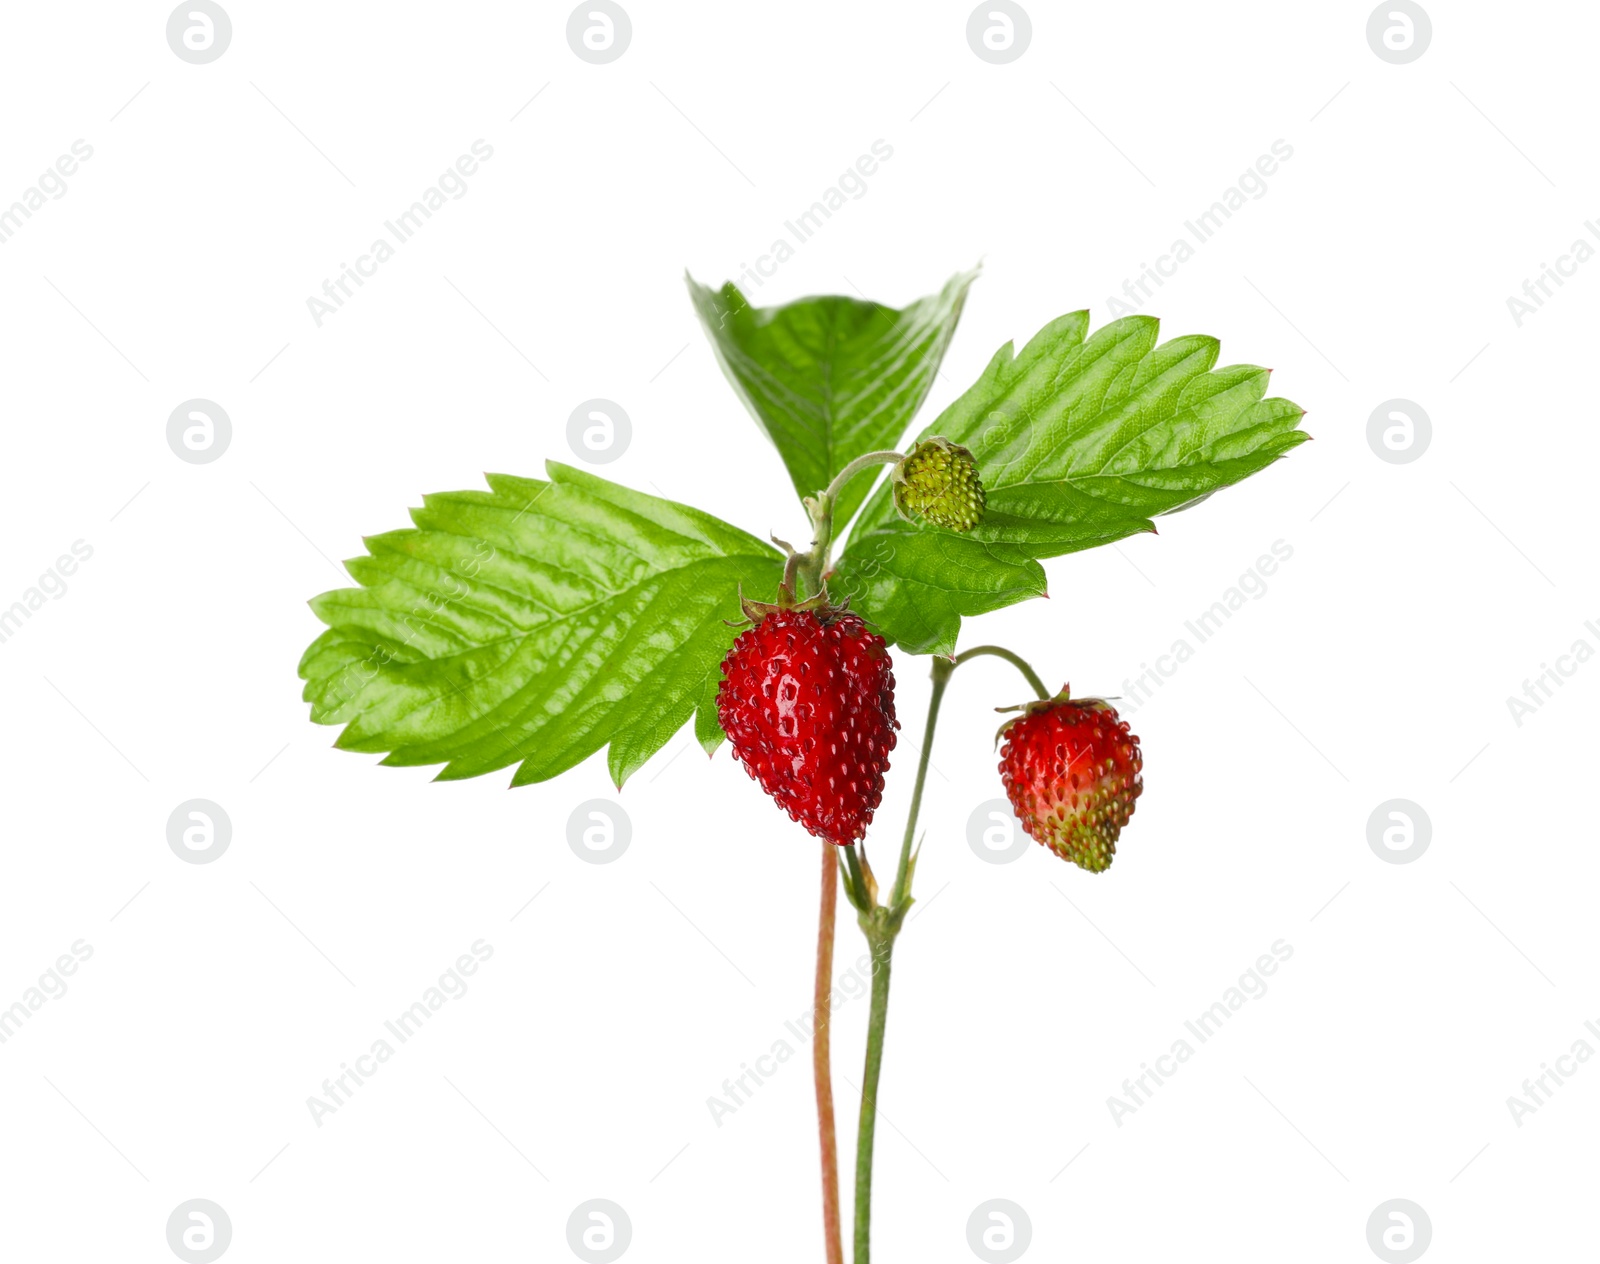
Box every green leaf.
[688,267,979,526]
[298,464,782,788]
[832,312,1308,655]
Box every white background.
[0,2,1593,1261]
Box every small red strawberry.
[997,692,1142,873]
[717,604,898,845]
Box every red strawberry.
[997,693,1142,873]
[716,606,898,845]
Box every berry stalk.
[851,926,895,1264]
[889,656,951,908]
[950,644,1052,701]
[849,644,1048,1262]
[814,843,844,1264]
[794,450,903,597]
[850,658,946,1263]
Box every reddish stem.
[815,842,844,1264]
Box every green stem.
[950,644,1052,700]
[821,450,903,506]
[850,643,1048,1262]
[782,548,803,597]
[852,930,894,1264]
[795,451,903,598]
[851,657,946,1263]
[889,658,951,909]
[798,497,834,600]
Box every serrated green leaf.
[688,268,978,526]
[832,312,1308,654]
[298,463,781,788]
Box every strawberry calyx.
[992,683,1115,746]
[734,582,853,626]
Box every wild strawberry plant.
[298,267,1306,1263]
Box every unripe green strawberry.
[892,438,985,532]
[997,694,1142,873]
